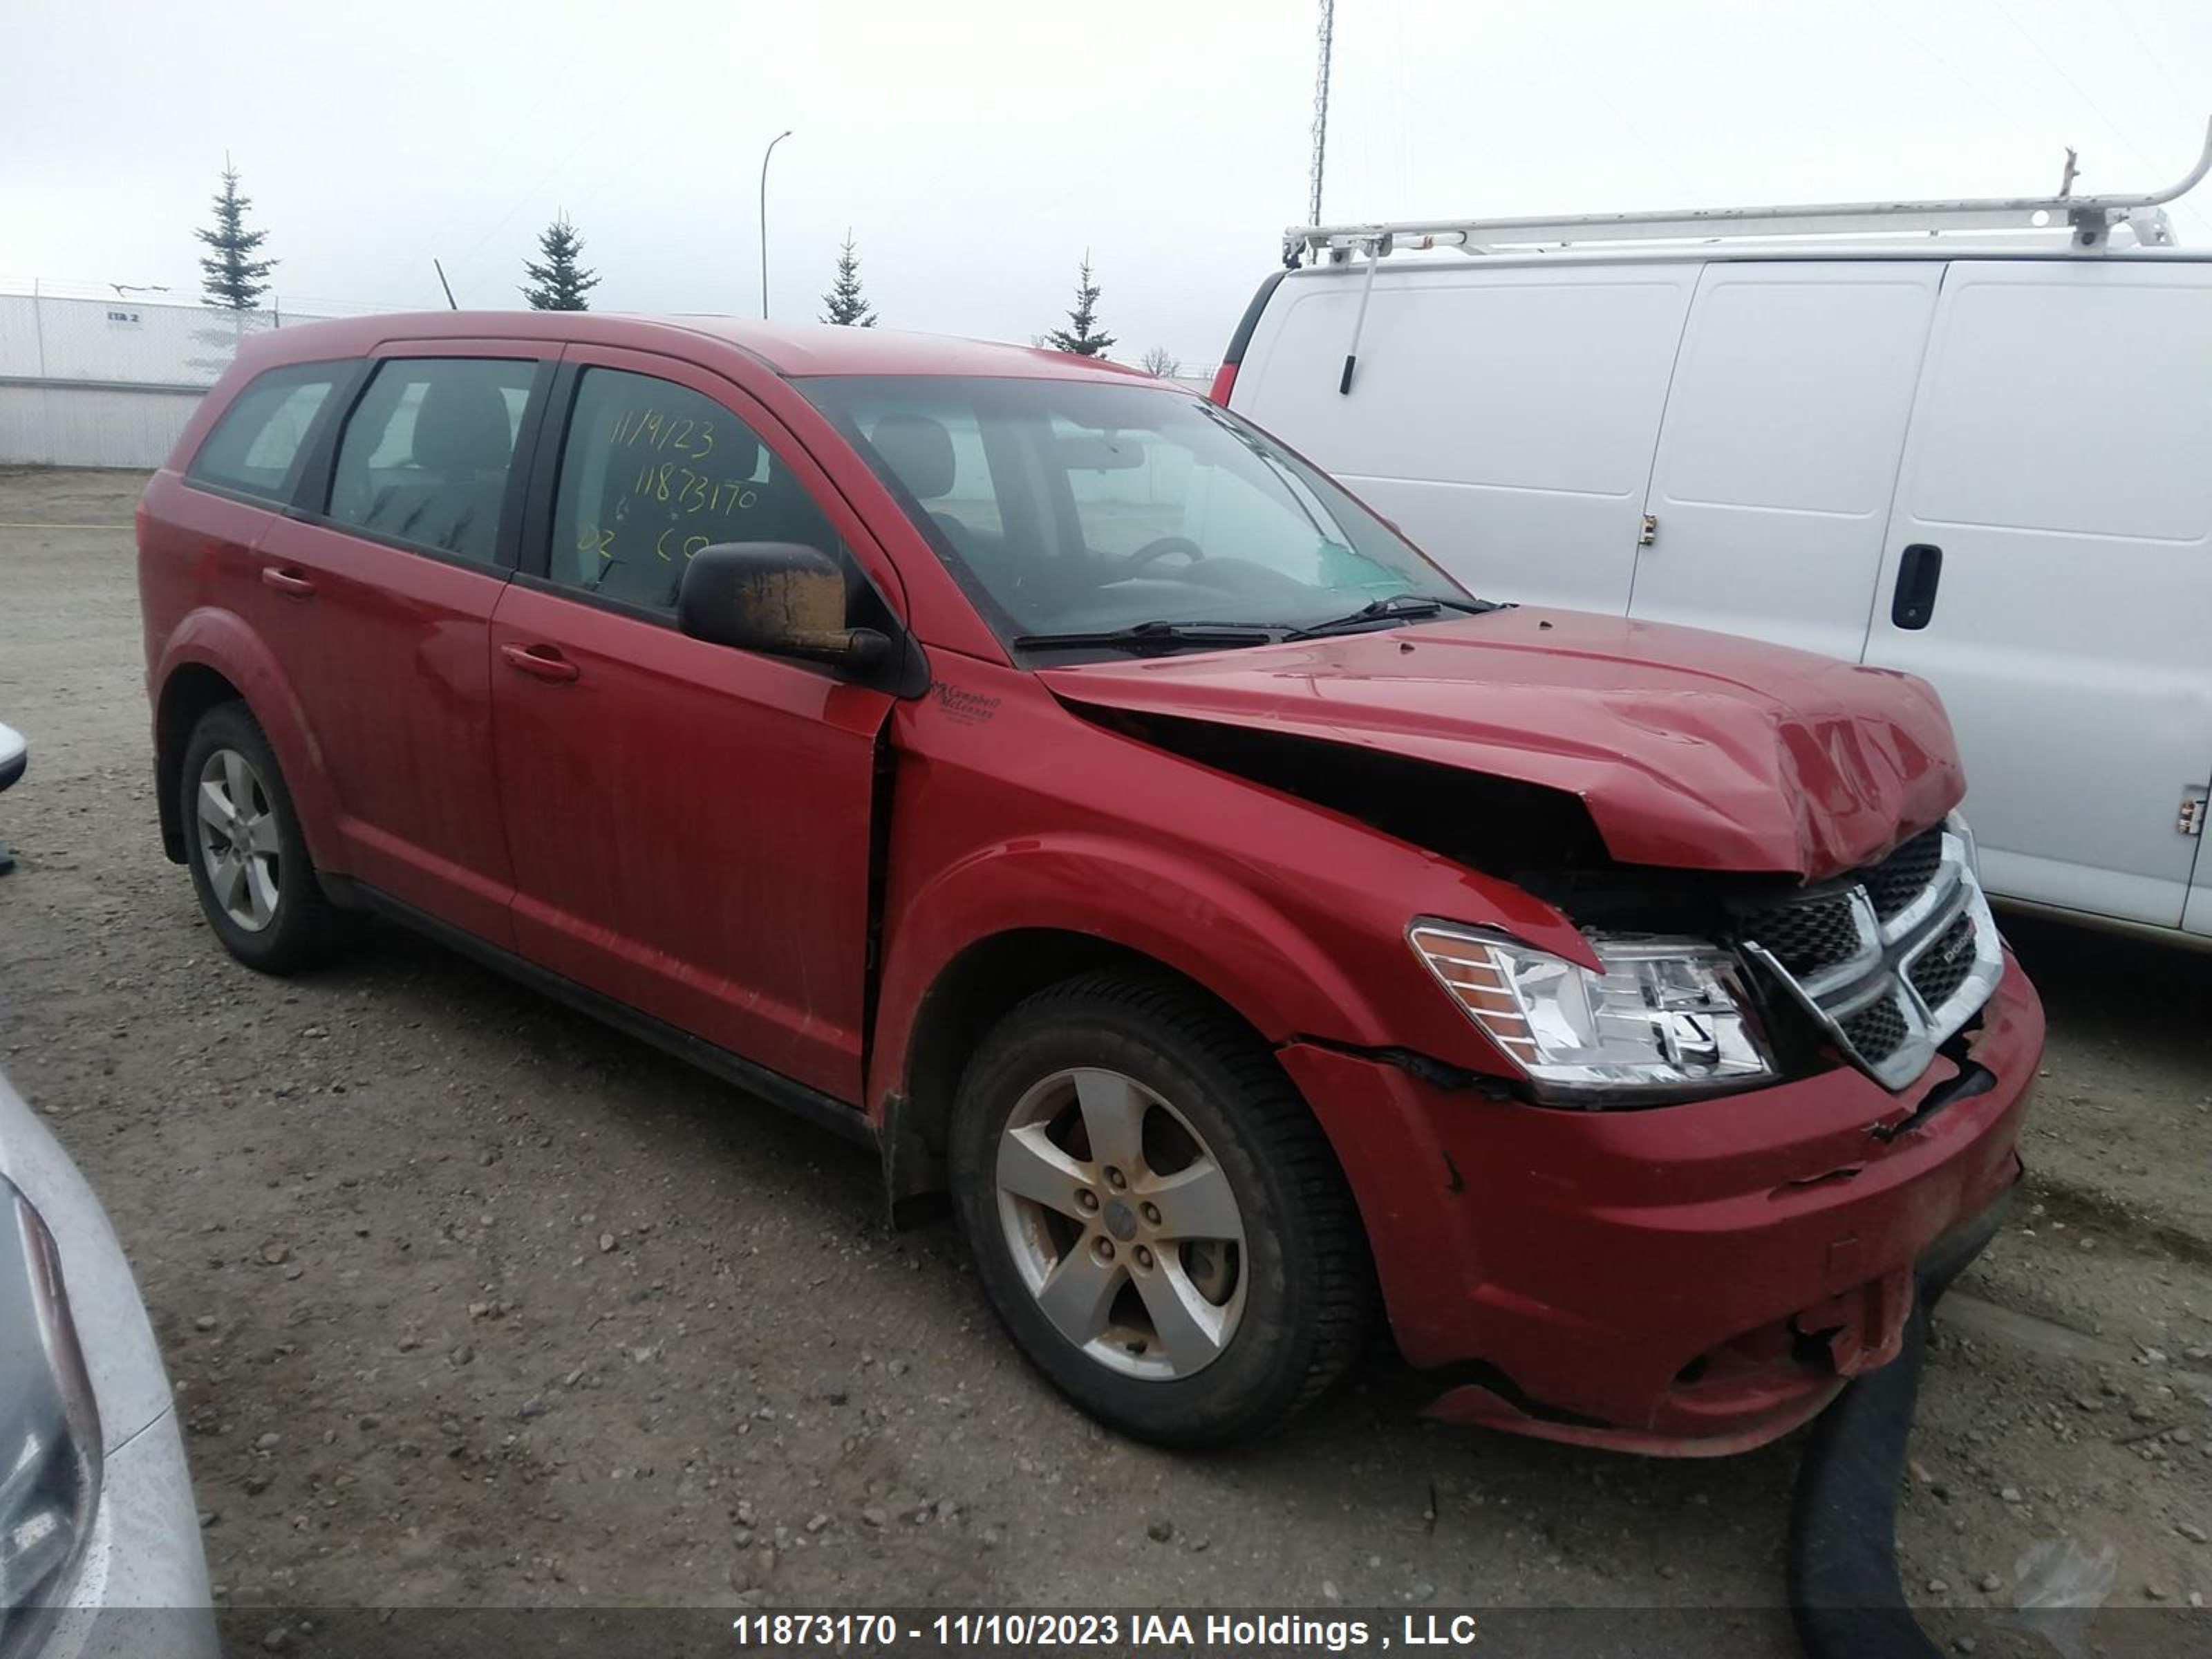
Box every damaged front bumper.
[1277,953,2043,1456]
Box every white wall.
[0,382,203,469]
[0,290,343,469]
[0,292,279,386]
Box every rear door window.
[326,357,538,565]
[187,362,346,503]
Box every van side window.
[187,362,345,503]
[327,358,537,565]
[549,368,847,615]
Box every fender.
[872,830,1412,1119]
[153,608,349,874]
[865,829,1537,1267]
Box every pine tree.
[521,214,599,311]
[196,158,277,311]
[1044,255,1115,357]
[821,232,877,326]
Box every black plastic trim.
[859,732,899,1080]
[494,359,561,573]
[514,360,581,579]
[283,357,375,516]
[1890,543,1943,631]
[1219,269,1288,379]
[1786,1185,2016,1659]
[323,877,877,1149]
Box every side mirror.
[0,723,24,795]
[676,543,891,671]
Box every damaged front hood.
[1038,608,1963,881]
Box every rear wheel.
[180,703,350,974]
[950,971,1373,1447]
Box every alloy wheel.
[194,747,282,932]
[993,1067,1248,1380]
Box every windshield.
[800,375,1475,651]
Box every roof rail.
[1289,117,2212,265]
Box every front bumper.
[1280,950,2043,1455]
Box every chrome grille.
[1907,914,1978,1009]
[1734,818,2004,1090]
[1863,827,1945,921]
[1738,894,1861,975]
[1840,998,1910,1062]
[1736,827,1947,975]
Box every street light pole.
[760,129,793,319]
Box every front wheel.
[950,971,1374,1447]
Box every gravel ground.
[1,468,2208,1653]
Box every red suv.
[138,314,2042,1450]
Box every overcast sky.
[6,1,2211,366]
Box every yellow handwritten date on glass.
[607,406,716,458]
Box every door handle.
[260,566,316,598]
[500,643,581,684]
[1891,543,1942,630]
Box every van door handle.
[500,643,581,684]
[1891,544,1942,630]
[260,566,316,598]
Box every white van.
[1215,144,2212,944]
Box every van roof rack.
[1290,117,2212,265]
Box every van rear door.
[1624,261,1941,662]
[1225,262,1697,612]
[1868,259,2212,928]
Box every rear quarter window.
[186,361,348,503]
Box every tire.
[950,970,1374,1447]
[178,702,350,975]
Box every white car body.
[1219,244,2212,942]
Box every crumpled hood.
[1038,608,1964,881]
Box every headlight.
[1,1177,102,1656]
[1408,923,1777,1100]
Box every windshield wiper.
[1011,620,1280,655]
[1283,592,1499,639]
